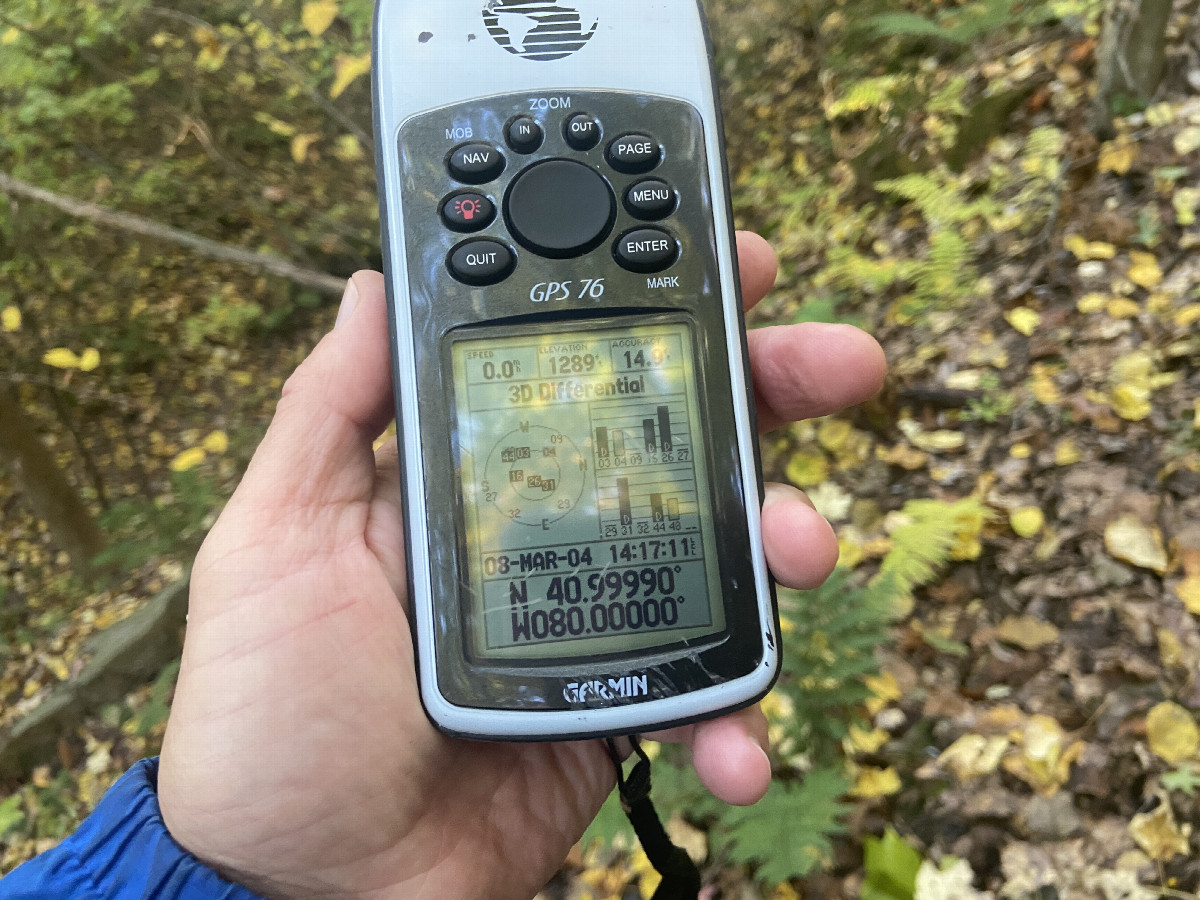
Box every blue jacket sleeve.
[0,759,267,900]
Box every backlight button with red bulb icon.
[440,192,496,233]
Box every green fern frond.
[825,75,905,119]
[872,497,990,600]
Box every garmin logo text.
[563,675,649,704]
[483,1,600,62]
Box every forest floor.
[2,1,1200,898]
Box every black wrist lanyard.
[603,736,702,900]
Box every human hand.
[158,232,886,900]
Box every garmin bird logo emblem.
[483,1,599,62]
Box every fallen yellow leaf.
[1174,304,1200,329]
[1,27,19,46]
[301,0,339,37]
[1104,513,1169,573]
[334,134,364,162]
[1109,383,1152,421]
[864,671,901,716]
[290,133,319,164]
[1145,102,1173,127]
[1009,507,1045,539]
[1005,307,1041,336]
[78,348,100,372]
[1174,126,1200,156]
[785,449,828,487]
[1002,714,1084,796]
[171,447,208,472]
[1146,701,1200,764]
[1030,367,1061,404]
[1175,187,1200,227]
[1129,793,1192,861]
[936,734,1010,781]
[1106,297,1140,319]
[817,418,854,453]
[1076,292,1108,313]
[898,418,966,453]
[1127,251,1163,289]
[1063,234,1116,260]
[851,765,902,798]
[996,614,1059,649]
[330,52,371,99]
[42,347,81,369]
[202,430,229,454]
[1054,438,1081,466]
[1177,576,1200,615]
[1098,135,1137,174]
[1,306,20,332]
[848,725,890,754]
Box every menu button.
[625,179,677,220]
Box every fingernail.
[763,482,814,512]
[335,277,359,329]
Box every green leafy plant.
[861,0,1057,49]
[130,659,181,737]
[94,470,223,571]
[1162,764,1200,798]
[582,494,983,885]
[861,828,923,900]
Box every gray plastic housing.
[373,0,779,740]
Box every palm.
[161,441,612,899]
[159,236,887,900]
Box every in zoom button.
[447,143,506,184]
[614,228,679,273]
[447,239,516,286]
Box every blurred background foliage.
[2,0,1200,896]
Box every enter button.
[614,228,679,273]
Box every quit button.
[448,239,516,286]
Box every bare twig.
[0,171,347,296]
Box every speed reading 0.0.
[452,321,726,660]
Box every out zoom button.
[614,228,679,273]
[447,239,516,286]
[447,143,506,184]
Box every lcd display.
[451,320,727,660]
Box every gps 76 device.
[373,0,779,740]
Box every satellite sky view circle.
[483,1,600,62]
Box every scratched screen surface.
[451,322,727,660]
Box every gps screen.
[451,320,727,660]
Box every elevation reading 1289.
[451,319,727,660]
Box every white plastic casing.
[373,0,778,739]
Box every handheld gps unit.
[373,0,780,740]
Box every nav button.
[614,228,679,274]
[447,239,516,286]
[447,143,506,184]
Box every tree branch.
[0,171,348,297]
